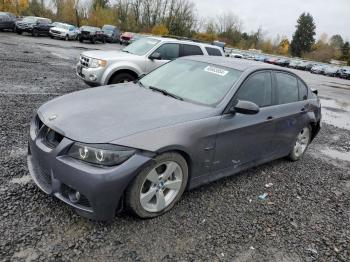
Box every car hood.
[38,83,216,144]
[50,27,67,33]
[81,50,138,60]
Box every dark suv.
[78,26,106,44]
[0,12,16,31]
[15,16,52,36]
[102,25,120,43]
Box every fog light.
[68,191,81,203]
[89,74,97,81]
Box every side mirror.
[230,100,260,115]
[149,52,161,60]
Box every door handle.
[266,116,274,120]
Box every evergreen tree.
[290,13,316,57]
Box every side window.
[205,47,222,56]
[154,43,180,60]
[298,80,308,100]
[181,44,204,56]
[276,73,299,104]
[236,72,272,107]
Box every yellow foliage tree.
[88,5,117,28]
[278,38,289,55]
[193,32,217,43]
[151,24,169,36]
[0,0,29,15]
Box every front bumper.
[76,63,105,86]
[27,120,152,221]
[16,25,33,32]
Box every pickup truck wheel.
[79,37,83,43]
[109,72,136,84]
[91,37,96,44]
[16,30,22,35]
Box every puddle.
[321,99,350,130]
[320,147,350,162]
[10,175,32,185]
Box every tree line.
[1,0,349,64]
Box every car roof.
[148,36,222,50]
[181,56,279,72]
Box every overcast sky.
[195,0,350,41]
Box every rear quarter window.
[205,47,222,56]
[298,80,308,100]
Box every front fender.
[102,62,144,85]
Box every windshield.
[22,16,37,23]
[140,59,242,106]
[123,37,160,56]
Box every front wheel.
[288,126,311,161]
[109,72,136,84]
[125,152,188,218]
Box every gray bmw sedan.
[28,56,321,221]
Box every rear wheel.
[109,72,136,84]
[288,126,311,161]
[16,30,22,35]
[125,152,188,218]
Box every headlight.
[67,143,136,166]
[89,58,107,68]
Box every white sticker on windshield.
[204,66,228,76]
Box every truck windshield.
[123,37,160,56]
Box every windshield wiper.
[149,86,183,101]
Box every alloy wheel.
[140,161,183,213]
[293,127,310,158]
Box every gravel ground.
[0,34,350,262]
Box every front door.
[213,71,277,173]
[146,43,180,73]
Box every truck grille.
[80,56,89,67]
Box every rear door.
[213,71,277,172]
[146,43,180,72]
[180,44,204,57]
[272,71,310,156]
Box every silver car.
[76,36,224,86]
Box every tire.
[16,30,22,35]
[79,37,83,43]
[125,152,188,218]
[91,37,95,44]
[288,125,311,161]
[32,29,39,37]
[109,72,136,84]
[65,35,69,41]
